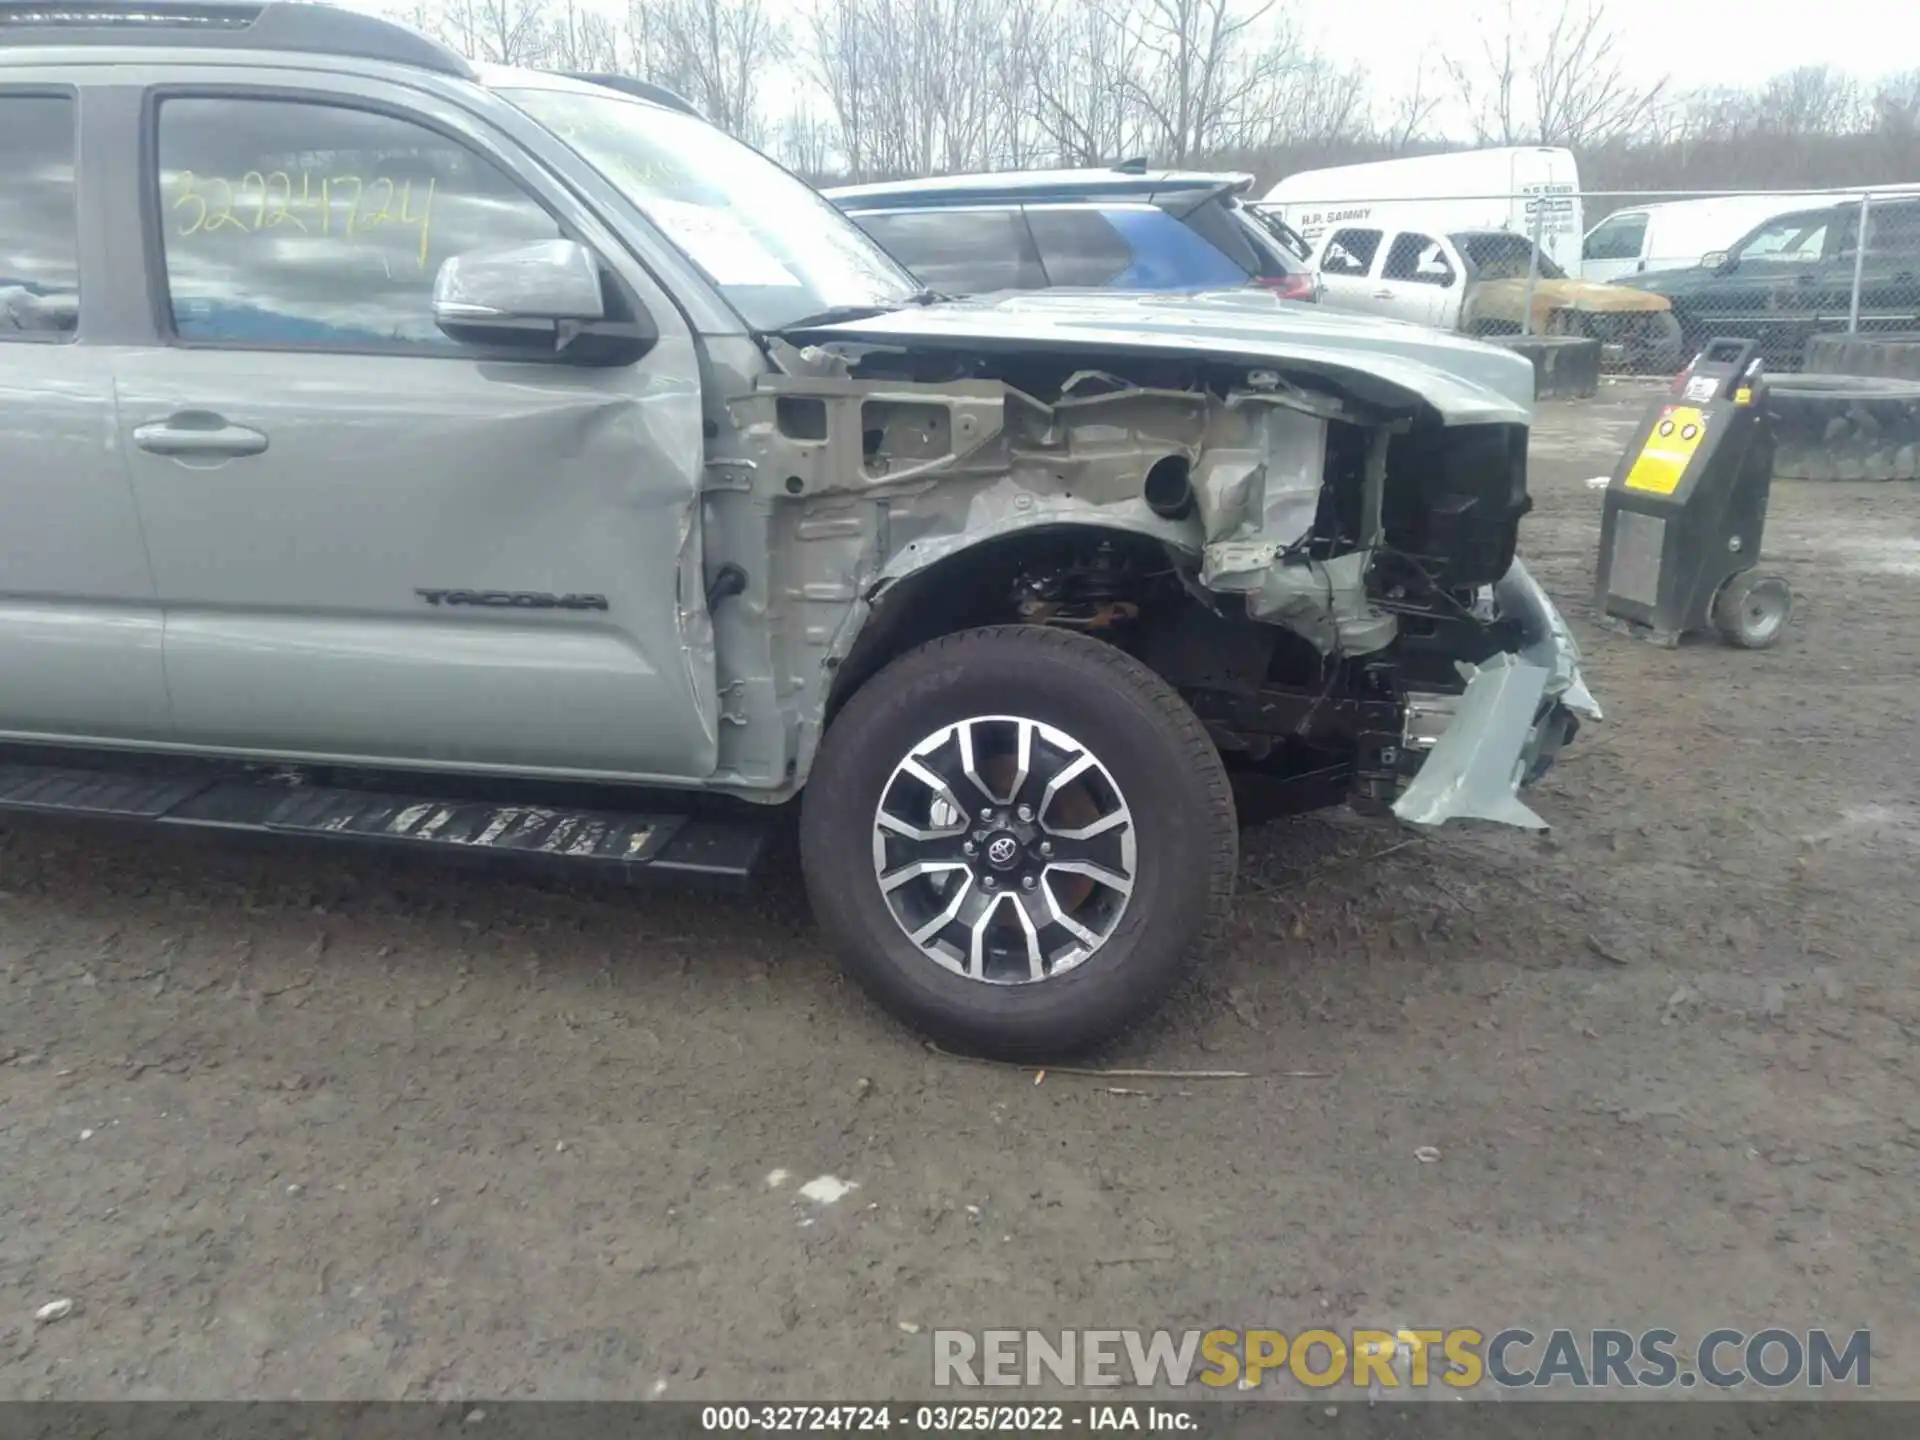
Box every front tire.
[1633,312,1685,374]
[800,625,1237,1059]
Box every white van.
[1261,147,1584,276]
[1582,195,1856,282]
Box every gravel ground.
[2,381,1916,1400]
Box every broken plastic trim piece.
[1391,558,1601,830]
[1495,558,1603,722]
[1392,652,1553,830]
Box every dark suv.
[1628,196,1920,368]
[824,167,1322,303]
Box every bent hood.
[788,289,1536,426]
[1466,278,1673,329]
[1624,266,1712,296]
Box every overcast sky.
[1310,0,1915,98]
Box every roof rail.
[559,70,701,118]
[0,0,478,78]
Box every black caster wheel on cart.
[1711,571,1793,650]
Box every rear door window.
[1174,195,1260,275]
[850,208,1045,293]
[1240,206,1314,266]
[1860,201,1920,257]
[1025,208,1132,287]
[1096,207,1246,289]
[1230,210,1311,281]
[1383,232,1455,287]
[0,94,79,338]
[1322,228,1382,276]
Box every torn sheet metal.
[1190,404,1397,655]
[1393,558,1601,829]
[1190,404,1328,547]
[1494,558,1603,721]
[1201,548,1396,656]
[1392,653,1553,830]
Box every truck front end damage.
[1175,395,1598,831]
[1464,279,1684,373]
[749,295,1599,829]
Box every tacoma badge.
[415,589,610,611]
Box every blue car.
[824,166,1322,303]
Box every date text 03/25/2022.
[700,1405,1194,1432]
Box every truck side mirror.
[435,240,606,328]
[432,239,656,363]
[1700,250,1731,272]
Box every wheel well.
[822,522,1338,716]
[825,526,1205,722]
[820,525,1393,827]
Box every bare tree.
[647,0,788,143]
[807,0,1037,178]
[1759,66,1870,135]
[809,0,875,175]
[546,0,619,70]
[1443,22,1518,147]
[1687,65,1870,139]
[1025,0,1149,166]
[1445,0,1668,148]
[470,0,552,64]
[1880,69,1920,136]
[984,0,1048,167]
[775,105,840,180]
[1118,0,1305,163]
[401,0,483,59]
[1255,54,1371,151]
[1379,63,1440,154]
[621,0,659,75]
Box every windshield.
[504,87,920,330]
[1451,231,1566,281]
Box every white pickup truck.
[1300,221,1685,371]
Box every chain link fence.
[1251,186,1920,376]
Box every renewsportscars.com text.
[932,1327,1872,1391]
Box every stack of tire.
[1770,332,1920,481]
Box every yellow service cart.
[1593,337,1794,649]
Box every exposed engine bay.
[737,323,1599,830]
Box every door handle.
[1373,289,1394,299]
[133,411,268,458]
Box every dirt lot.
[2,381,1917,1401]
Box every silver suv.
[0,0,1597,1057]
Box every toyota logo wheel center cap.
[985,834,1022,869]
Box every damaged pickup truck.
[0,5,1597,1058]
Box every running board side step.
[0,760,770,886]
